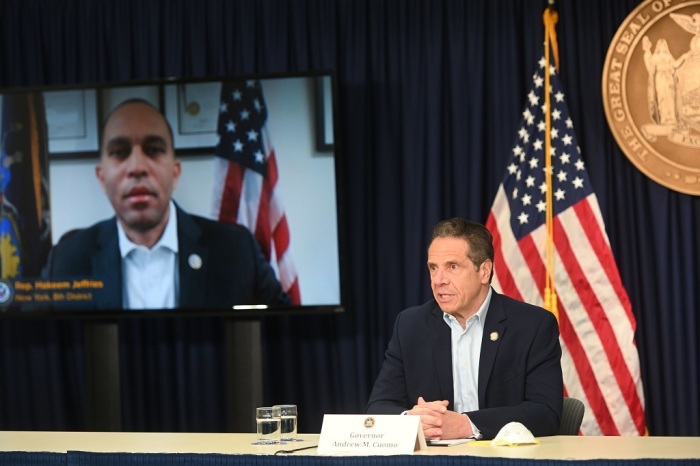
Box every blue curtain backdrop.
[0,0,698,436]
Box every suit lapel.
[428,303,454,403]
[478,290,506,406]
[176,207,208,308]
[92,219,122,309]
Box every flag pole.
[543,1,559,319]
[28,94,45,224]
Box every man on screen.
[43,99,290,310]
[365,218,562,440]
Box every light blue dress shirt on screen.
[117,201,180,309]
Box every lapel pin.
[490,332,499,341]
[188,254,203,270]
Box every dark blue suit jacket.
[43,206,290,310]
[366,290,563,439]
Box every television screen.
[0,71,344,318]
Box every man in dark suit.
[366,218,562,440]
[43,98,289,310]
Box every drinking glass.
[255,406,281,444]
[274,404,298,441]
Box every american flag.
[211,79,301,304]
[485,58,646,435]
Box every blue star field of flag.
[215,80,269,176]
[501,58,593,239]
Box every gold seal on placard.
[602,0,700,195]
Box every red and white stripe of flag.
[487,186,646,435]
[212,128,301,304]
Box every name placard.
[317,414,427,455]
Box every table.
[1,432,699,465]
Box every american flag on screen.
[211,80,301,304]
[485,58,646,435]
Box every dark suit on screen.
[366,290,563,439]
[43,205,290,310]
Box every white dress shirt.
[117,201,179,309]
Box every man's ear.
[172,160,182,190]
[95,164,107,193]
[481,259,494,283]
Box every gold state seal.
[603,0,700,195]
